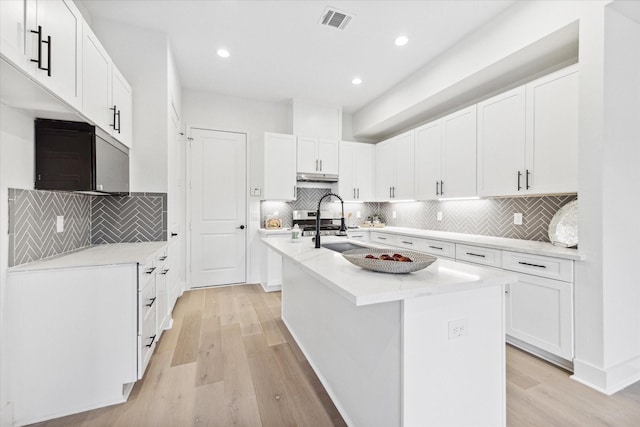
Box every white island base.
[281,257,506,427]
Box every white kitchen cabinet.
[111,64,133,147]
[0,0,29,68]
[415,120,442,200]
[154,247,171,335]
[339,141,375,201]
[29,0,84,110]
[477,87,527,196]
[82,22,112,133]
[347,229,370,242]
[297,136,339,175]
[477,65,578,196]
[441,105,477,198]
[525,65,579,194]
[375,130,415,200]
[505,272,573,361]
[264,132,297,200]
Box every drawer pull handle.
[158,256,167,261]
[518,261,547,269]
[429,245,443,250]
[466,252,486,258]
[146,297,156,308]
[144,267,156,274]
[377,237,387,240]
[145,334,157,348]
[160,269,170,275]
[401,240,413,245]
[351,234,363,238]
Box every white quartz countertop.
[258,228,292,236]
[358,226,584,261]
[263,236,516,306]
[9,242,168,272]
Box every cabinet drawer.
[455,244,502,267]
[395,235,423,251]
[370,232,396,246]
[138,260,157,286]
[502,251,573,282]
[139,307,157,378]
[422,239,456,259]
[347,230,369,242]
[139,279,157,330]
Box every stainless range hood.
[296,173,339,182]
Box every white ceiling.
[78,0,516,114]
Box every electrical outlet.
[392,211,397,219]
[448,318,468,340]
[514,212,523,225]
[437,211,443,221]
[273,211,279,216]
[250,187,261,196]
[56,216,64,233]
[356,211,361,219]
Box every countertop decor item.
[342,248,437,274]
[548,200,578,248]
[265,217,282,229]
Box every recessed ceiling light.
[352,77,362,85]
[216,48,230,58]
[395,36,409,47]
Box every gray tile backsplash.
[261,188,577,242]
[8,189,167,267]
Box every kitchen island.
[263,236,517,427]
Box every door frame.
[185,123,251,289]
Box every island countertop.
[262,236,516,306]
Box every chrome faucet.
[315,193,348,249]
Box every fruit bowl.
[341,248,437,274]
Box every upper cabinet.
[1,0,133,147]
[339,141,375,201]
[264,132,297,201]
[415,106,477,200]
[478,65,578,196]
[82,22,133,148]
[296,137,339,176]
[375,130,415,201]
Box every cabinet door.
[318,139,339,175]
[526,66,579,194]
[354,142,374,201]
[82,22,112,133]
[477,87,526,197]
[375,139,395,201]
[0,0,29,68]
[296,136,318,173]
[338,141,356,201]
[264,132,297,200]
[33,0,83,110]
[415,121,442,200]
[505,273,573,360]
[394,130,415,200]
[112,65,133,148]
[441,105,477,198]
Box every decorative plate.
[548,200,578,248]
[342,248,437,274]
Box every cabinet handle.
[440,181,444,196]
[110,105,118,129]
[293,185,297,198]
[353,188,356,199]
[518,261,546,269]
[428,245,443,250]
[389,187,392,198]
[30,26,51,76]
[401,240,413,245]
[357,188,360,199]
[158,256,167,261]
[517,171,522,191]
[116,109,121,133]
[377,236,387,240]
[505,284,510,295]
[171,232,178,237]
[436,181,439,196]
[144,267,156,274]
[45,34,51,76]
[525,169,530,190]
[466,252,486,258]
[351,234,363,238]
[320,159,323,171]
[160,269,170,275]
[146,297,156,307]
[145,334,157,348]
[315,159,319,171]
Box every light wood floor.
[31,285,640,427]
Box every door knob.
[237,225,245,230]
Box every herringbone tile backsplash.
[8,189,167,267]
[261,188,577,242]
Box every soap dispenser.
[291,224,301,242]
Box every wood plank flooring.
[30,285,640,427]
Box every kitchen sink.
[321,242,367,253]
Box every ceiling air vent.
[319,7,353,30]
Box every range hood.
[296,173,339,182]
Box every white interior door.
[189,128,247,287]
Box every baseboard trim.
[572,355,640,395]
[259,281,282,293]
[506,335,573,371]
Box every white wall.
[182,90,291,284]
[0,104,36,425]
[292,99,341,140]
[91,19,169,193]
